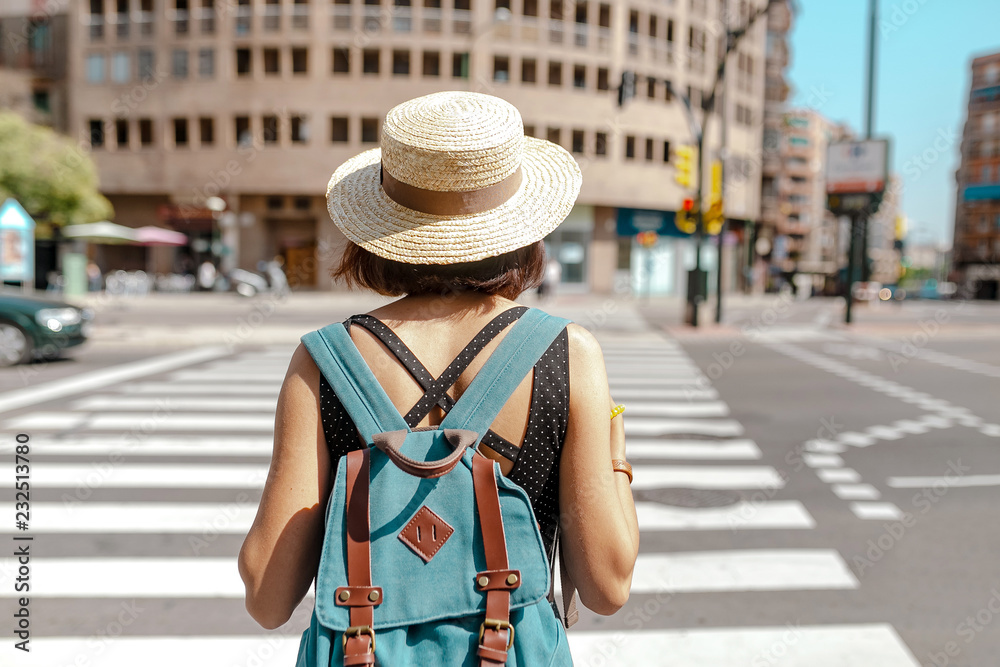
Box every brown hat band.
[380,163,523,216]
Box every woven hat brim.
[326,136,583,265]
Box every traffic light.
[617,71,636,107]
[674,145,696,189]
[676,197,697,234]
[705,159,724,235]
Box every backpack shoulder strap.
[301,320,409,444]
[439,308,570,439]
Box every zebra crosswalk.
[0,331,921,666]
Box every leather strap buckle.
[478,618,514,650]
[343,625,376,653]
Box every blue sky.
[787,0,1000,245]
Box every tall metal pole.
[845,213,856,323]
[715,0,730,324]
[860,0,878,283]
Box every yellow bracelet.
[610,403,626,421]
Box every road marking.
[626,549,858,593]
[17,503,258,533]
[805,440,848,454]
[817,468,861,484]
[636,500,814,531]
[114,383,280,395]
[832,483,881,500]
[0,435,273,456]
[5,412,275,432]
[568,625,919,666]
[620,401,730,418]
[804,454,844,468]
[68,396,278,412]
[851,502,905,521]
[624,418,744,437]
[632,465,784,490]
[836,432,877,448]
[865,425,905,441]
[0,345,230,414]
[887,475,1000,489]
[27,463,266,489]
[627,439,761,460]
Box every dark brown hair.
[331,240,547,300]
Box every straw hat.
[326,91,583,265]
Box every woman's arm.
[238,342,332,629]
[558,323,640,616]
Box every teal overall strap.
[440,308,570,439]
[301,322,409,444]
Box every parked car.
[0,291,94,367]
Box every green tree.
[0,111,113,230]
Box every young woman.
[238,91,639,646]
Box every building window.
[573,64,586,89]
[392,49,410,75]
[523,124,535,137]
[172,48,189,78]
[138,0,154,36]
[139,118,154,146]
[267,196,284,210]
[199,117,214,145]
[263,114,279,143]
[647,76,656,99]
[493,55,509,82]
[32,90,50,113]
[292,47,308,73]
[294,196,311,210]
[523,0,537,17]
[521,58,536,83]
[571,129,584,154]
[666,18,674,43]
[291,115,308,143]
[115,119,129,148]
[264,47,280,74]
[235,0,251,34]
[138,48,154,79]
[174,0,190,35]
[423,0,442,32]
[198,47,214,77]
[452,52,469,78]
[596,131,607,156]
[333,47,350,73]
[625,135,635,159]
[546,127,560,146]
[331,116,349,142]
[363,48,380,74]
[90,0,105,40]
[598,3,609,27]
[597,67,608,91]
[361,117,378,143]
[422,50,440,76]
[663,140,670,162]
[89,119,105,148]
[86,53,106,83]
[645,137,654,161]
[664,79,673,101]
[292,0,310,29]
[199,0,215,33]
[111,51,130,83]
[173,117,189,147]
[236,48,252,75]
[547,61,561,86]
[235,115,251,145]
[264,0,280,30]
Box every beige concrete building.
[21,0,768,293]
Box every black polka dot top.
[317,306,570,556]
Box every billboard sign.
[0,199,35,283]
[826,139,889,194]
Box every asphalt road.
[0,293,997,666]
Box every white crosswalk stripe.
[2,330,919,666]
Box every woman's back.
[320,293,569,554]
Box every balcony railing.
[114,12,129,38]
[362,7,383,33]
[453,9,471,34]
[234,5,252,34]
[422,7,441,33]
[198,7,215,33]
[627,31,639,56]
[331,5,351,30]
[170,9,190,35]
[572,23,587,48]
[519,15,538,42]
[548,19,564,45]
[595,26,610,52]
[89,15,104,40]
[391,7,411,33]
[263,4,281,31]
[291,4,310,29]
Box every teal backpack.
[297,307,576,666]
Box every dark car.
[0,291,94,367]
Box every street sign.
[826,139,889,194]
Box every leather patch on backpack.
[398,506,454,563]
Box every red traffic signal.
[682,198,695,212]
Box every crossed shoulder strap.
[302,308,570,444]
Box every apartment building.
[9,0,768,293]
[953,50,1000,299]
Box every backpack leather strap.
[342,448,377,666]
[472,453,515,666]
